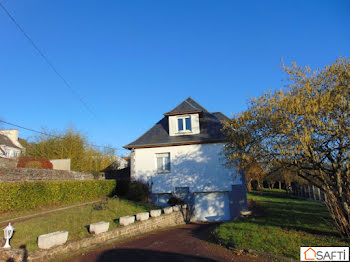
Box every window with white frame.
[177,116,192,132]
[156,153,170,173]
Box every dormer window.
[177,116,192,132]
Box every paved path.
[60,223,267,262]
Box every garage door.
[193,192,231,221]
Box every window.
[178,118,184,131]
[177,116,192,132]
[185,117,192,131]
[156,153,170,173]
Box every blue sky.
[1,0,349,155]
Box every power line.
[0,120,128,152]
[0,2,96,117]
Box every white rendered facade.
[131,143,242,194]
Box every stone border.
[0,207,187,262]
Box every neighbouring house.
[0,129,24,159]
[124,97,247,222]
[103,156,129,180]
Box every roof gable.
[164,97,208,116]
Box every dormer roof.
[164,97,208,116]
[124,98,230,149]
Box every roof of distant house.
[124,97,230,149]
[0,134,21,149]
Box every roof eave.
[124,139,226,150]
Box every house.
[0,129,24,159]
[124,97,247,222]
[103,156,130,180]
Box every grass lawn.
[0,200,100,223]
[9,197,154,251]
[213,189,349,260]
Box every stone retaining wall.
[0,167,99,182]
[0,209,186,261]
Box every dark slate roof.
[212,112,230,121]
[124,98,230,149]
[0,134,21,149]
[164,97,208,116]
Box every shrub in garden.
[25,161,42,169]
[0,180,117,212]
[125,181,150,202]
[167,197,185,206]
[17,156,53,169]
[116,180,130,196]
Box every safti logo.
[300,247,349,261]
[304,248,317,260]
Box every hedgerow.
[0,180,117,212]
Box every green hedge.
[0,180,117,212]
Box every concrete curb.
[0,209,186,262]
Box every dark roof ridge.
[164,97,208,116]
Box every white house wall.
[133,143,242,194]
[0,145,21,158]
[194,192,231,221]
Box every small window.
[178,118,184,131]
[156,153,170,173]
[185,117,191,131]
[177,116,192,132]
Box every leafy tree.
[223,58,350,238]
[24,127,116,172]
[244,162,266,192]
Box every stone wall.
[0,157,17,169]
[0,209,187,262]
[0,167,99,182]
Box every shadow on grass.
[189,222,222,242]
[244,192,342,238]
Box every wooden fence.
[290,184,326,202]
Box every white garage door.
[193,192,231,221]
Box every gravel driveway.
[59,223,266,262]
